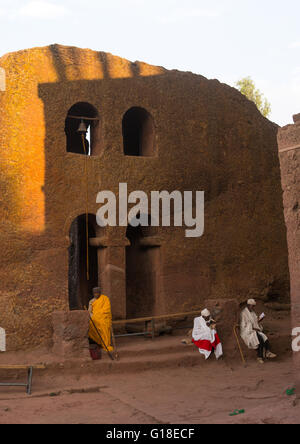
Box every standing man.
[88,287,114,353]
[192,309,223,360]
[240,299,277,364]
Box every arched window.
[65,102,99,155]
[122,107,155,157]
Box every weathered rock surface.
[52,310,90,359]
[0,44,289,350]
[278,116,300,391]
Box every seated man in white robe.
[192,309,223,360]
[240,299,276,364]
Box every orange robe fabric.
[88,295,114,352]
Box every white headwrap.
[247,299,256,306]
[201,308,211,317]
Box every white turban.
[201,309,211,317]
[247,299,256,306]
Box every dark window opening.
[65,102,99,155]
[123,107,155,157]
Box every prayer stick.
[233,325,246,366]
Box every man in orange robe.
[88,287,114,353]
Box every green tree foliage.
[235,77,271,118]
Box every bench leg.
[26,367,33,395]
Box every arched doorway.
[68,214,98,310]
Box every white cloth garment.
[0,327,6,352]
[192,316,223,360]
[240,307,268,350]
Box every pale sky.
[0,0,299,126]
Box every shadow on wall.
[37,45,169,314]
[49,44,145,82]
[38,46,168,234]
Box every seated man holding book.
[240,299,277,364]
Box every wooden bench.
[0,365,46,395]
[113,311,200,339]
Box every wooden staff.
[107,296,119,360]
[81,134,90,281]
[84,306,114,361]
[233,324,246,366]
[111,327,119,361]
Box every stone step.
[45,349,202,377]
[113,334,193,358]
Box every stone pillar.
[90,237,129,320]
[205,299,239,358]
[139,236,165,317]
[278,114,300,393]
[52,310,90,359]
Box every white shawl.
[192,316,223,360]
[240,308,268,350]
[192,316,214,342]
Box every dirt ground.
[0,308,298,424]
[0,307,300,424]
[0,357,298,424]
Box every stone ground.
[0,310,298,424]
